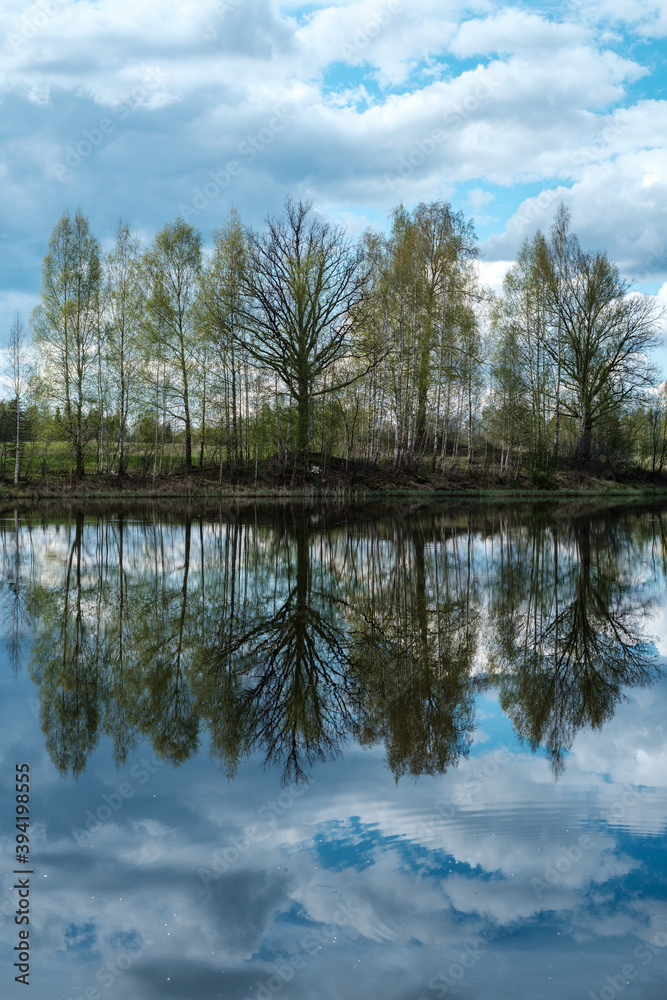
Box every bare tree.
[546,246,661,465]
[236,197,371,469]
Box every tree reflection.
[27,513,102,777]
[488,509,660,775]
[131,515,201,765]
[2,501,662,782]
[347,515,481,777]
[196,510,357,783]
[0,510,33,675]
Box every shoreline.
[2,477,667,503]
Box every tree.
[643,384,667,472]
[106,220,142,474]
[548,202,572,465]
[545,240,661,464]
[489,293,530,477]
[236,197,371,469]
[407,202,478,449]
[7,312,33,484]
[491,233,552,472]
[196,207,250,472]
[32,210,101,478]
[489,203,663,470]
[372,202,478,471]
[142,218,202,472]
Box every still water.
[1,501,667,999]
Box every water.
[1,500,667,999]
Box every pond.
[1,500,667,999]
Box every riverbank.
[1,460,667,500]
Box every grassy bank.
[2,456,667,501]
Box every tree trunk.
[14,397,20,485]
[76,400,85,479]
[200,367,207,469]
[119,330,126,475]
[296,366,310,469]
[576,409,593,466]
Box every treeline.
[8,197,665,481]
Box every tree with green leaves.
[488,292,530,476]
[408,201,478,450]
[106,220,142,475]
[142,218,202,472]
[491,232,552,473]
[32,209,101,478]
[490,204,661,470]
[373,202,478,471]
[196,207,250,473]
[7,311,33,484]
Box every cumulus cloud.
[576,0,667,36]
[0,0,666,346]
[481,142,667,281]
[449,9,587,57]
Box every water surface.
[1,501,667,999]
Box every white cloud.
[576,0,667,36]
[476,259,512,293]
[449,9,586,57]
[482,144,667,281]
[0,0,665,356]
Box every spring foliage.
[18,198,664,480]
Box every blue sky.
[1,0,667,360]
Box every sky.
[1,0,667,365]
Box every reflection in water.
[0,502,662,780]
[347,518,481,778]
[487,511,659,775]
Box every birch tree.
[106,220,142,474]
[197,207,249,471]
[32,209,101,478]
[7,312,33,484]
[142,218,202,472]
